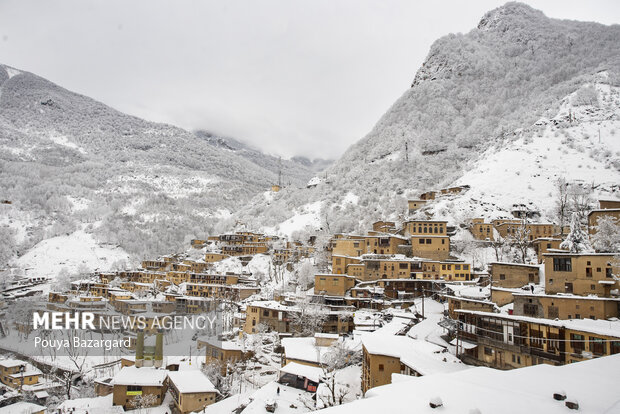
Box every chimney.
[135,330,144,368]
[154,330,164,368]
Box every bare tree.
[555,177,569,237]
[317,341,359,408]
[290,299,328,336]
[569,182,593,225]
[509,221,531,264]
[491,234,507,262]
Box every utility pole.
[277,156,282,188]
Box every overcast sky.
[1,1,619,159]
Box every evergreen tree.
[560,213,593,253]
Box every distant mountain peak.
[477,2,546,31]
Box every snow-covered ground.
[433,81,620,223]
[13,229,130,279]
[264,201,323,238]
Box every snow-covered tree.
[509,221,531,264]
[560,213,593,253]
[591,216,620,253]
[290,299,328,336]
[0,226,17,266]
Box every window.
[553,257,572,272]
[607,268,613,278]
[571,334,585,353]
[378,364,384,371]
[549,278,553,285]
[590,337,605,356]
[127,385,142,392]
[426,239,431,244]
[523,304,538,316]
[499,274,506,280]
[419,239,425,244]
[484,347,493,356]
[611,341,620,355]
[590,284,596,291]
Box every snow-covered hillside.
[0,63,325,270]
[230,2,620,236]
[425,79,620,224]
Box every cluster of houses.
[3,189,619,412]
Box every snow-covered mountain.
[195,130,333,180]
[0,65,323,270]
[231,2,620,237]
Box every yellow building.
[456,310,620,369]
[314,274,357,296]
[244,301,296,334]
[360,255,422,281]
[332,255,362,275]
[532,238,563,263]
[199,338,246,375]
[407,199,426,214]
[438,261,472,281]
[112,367,168,410]
[204,252,230,263]
[168,370,217,413]
[331,237,365,257]
[403,220,448,236]
[0,360,41,389]
[363,235,409,255]
[469,218,495,241]
[372,221,397,233]
[543,252,618,297]
[410,236,450,260]
[489,262,539,288]
[495,222,555,241]
[513,293,620,320]
[446,296,496,319]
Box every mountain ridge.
[228,2,620,237]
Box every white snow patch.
[14,230,130,278]
[265,201,323,238]
[5,67,21,78]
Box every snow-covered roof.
[319,353,620,414]
[168,369,217,394]
[279,362,323,383]
[0,359,25,368]
[112,366,167,386]
[198,337,244,351]
[512,292,620,301]
[282,337,330,364]
[363,332,465,376]
[315,333,339,339]
[0,402,46,414]
[247,300,296,311]
[489,261,541,268]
